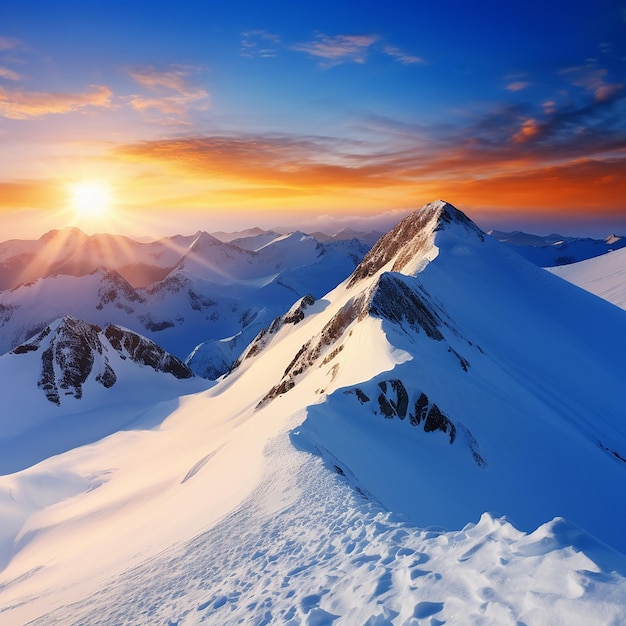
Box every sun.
[69,181,112,218]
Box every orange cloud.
[0,84,112,119]
[110,133,626,223]
[435,158,626,215]
[512,118,541,144]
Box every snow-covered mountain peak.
[38,226,89,244]
[348,200,484,287]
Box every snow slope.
[548,247,626,310]
[0,316,208,474]
[1,201,625,624]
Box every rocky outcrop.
[257,296,363,406]
[367,273,444,340]
[96,268,144,311]
[344,380,487,467]
[104,325,193,379]
[24,317,116,405]
[233,294,316,368]
[10,315,193,405]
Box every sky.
[0,0,625,240]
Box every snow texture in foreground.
[23,431,626,626]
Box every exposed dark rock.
[390,379,409,419]
[411,393,430,427]
[355,388,370,404]
[96,363,117,388]
[258,297,362,407]
[189,289,216,311]
[35,317,106,404]
[423,404,456,443]
[11,343,39,354]
[39,345,60,405]
[139,316,176,332]
[284,294,315,325]
[321,344,344,365]
[233,294,316,368]
[368,273,444,340]
[378,393,395,418]
[344,388,371,404]
[104,325,193,379]
[95,269,144,310]
[343,380,486,465]
[448,347,470,372]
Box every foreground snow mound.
[22,435,626,626]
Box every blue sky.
[1,0,625,238]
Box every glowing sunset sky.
[1,0,625,239]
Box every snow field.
[26,428,626,626]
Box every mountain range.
[489,228,626,267]
[0,228,371,379]
[1,201,625,624]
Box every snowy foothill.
[1,201,626,624]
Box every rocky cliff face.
[11,316,193,405]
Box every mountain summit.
[232,200,626,553]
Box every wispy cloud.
[241,30,281,58]
[561,64,623,102]
[128,66,203,96]
[506,81,530,92]
[382,45,424,65]
[0,84,112,119]
[0,36,21,51]
[127,65,209,118]
[0,65,21,81]
[291,34,379,68]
